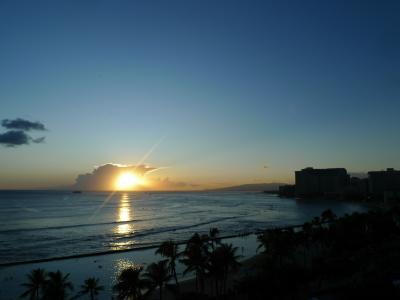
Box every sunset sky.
[0,0,399,189]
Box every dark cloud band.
[1,118,46,131]
[0,118,47,147]
[0,130,45,147]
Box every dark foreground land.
[14,206,400,300]
[233,207,400,300]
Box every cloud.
[1,118,46,131]
[72,163,199,191]
[73,163,157,191]
[0,130,45,147]
[32,136,46,144]
[156,177,199,188]
[152,177,199,190]
[0,118,47,147]
[0,130,29,146]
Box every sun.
[116,172,144,190]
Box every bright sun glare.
[116,172,143,190]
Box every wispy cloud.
[152,177,199,189]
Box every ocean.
[0,190,369,265]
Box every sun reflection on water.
[111,193,135,250]
[116,193,133,234]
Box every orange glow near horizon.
[115,172,145,191]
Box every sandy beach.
[0,234,259,300]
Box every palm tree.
[180,233,209,293]
[208,243,241,296]
[321,209,337,223]
[218,243,241,294]
[188,232,211,254]
[257,228,296,267]
[155,240,180,287]
[43,270,73,300]
[113,266,148,300]
[20,268,47,300]
[208,248,225,296]
[301,222,313,268]
[144,260,172,300]
[78,277,104,300]
[209,227,220,250]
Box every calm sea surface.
[0,190,369,265]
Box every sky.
[0,0,399,189]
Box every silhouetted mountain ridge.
[206,183,286,192]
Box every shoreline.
[0,222,317,268]
[0,234,261,300]
[1,204,382,300]
[0,232,251,268]
[5,204,383,268]
[0,224,298,268]
[1,197,376,268]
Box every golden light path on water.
[111,193,135,250]
[117,193,133,234]
[111,193,144,278]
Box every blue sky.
[0,0,399,188]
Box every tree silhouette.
[155,240,180,288]
[208,243,241,295]
[208,228,220,250]
[321,209,337,223]
[257,228,296,267]
[219,243,241,293]
[144,260,172,300]
[208,248,224,296]
[78,277,104,300]
[20,268,47,300]
[301,221,313,268]
[43,270,73,300]
[180,233,209,293]
[113,266,149,300]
